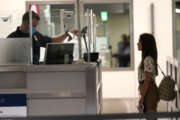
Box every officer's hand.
[67,34,73,41]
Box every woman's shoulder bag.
[158,65,176,101]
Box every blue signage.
[0,94,27,107]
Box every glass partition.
[28,2,97,62]
[27,0,134,68]
[0,38,31,65]
[83,1,133,69]
[28,3,78,62]
[38,4,75,36]
[26,0,133,68]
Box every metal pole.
[90,9,94,52]
[87,9,90,49]
[29,10,33,64]
[87,9,91,62]
[93,13,96,52]
[76,0,82,60]
[150,3,154,35]
[60,9,65,33]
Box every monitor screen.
[44,43,74,64]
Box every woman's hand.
[139,95,144,105]
[137,103,144,113]
[138,85,143,95]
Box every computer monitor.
[44,43,74,64]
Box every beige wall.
[0,0,25,11]
[0,0,26,38]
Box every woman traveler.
[137,33,160,118]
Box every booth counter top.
[0,63,98,72]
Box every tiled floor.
[102,98,169,120]
[103,98,168,113]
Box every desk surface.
[0,63,98,72]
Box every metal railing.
[1,112,180,120]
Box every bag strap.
[158,64,165,77]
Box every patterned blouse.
[138,56,157,82]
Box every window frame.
[82,0,134,71]
[172,0,180,59]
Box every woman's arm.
[139,72,152,105]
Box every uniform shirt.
[7,27,52,64]
[138,56,157,82]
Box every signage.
[100,11,108,22]
[0,94,27,117]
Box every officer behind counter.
[7,11,78,64]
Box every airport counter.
[0,62,102,116]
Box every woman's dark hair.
[140,33,158,75]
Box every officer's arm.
[51,29,78,43]
[51,33,67,43]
